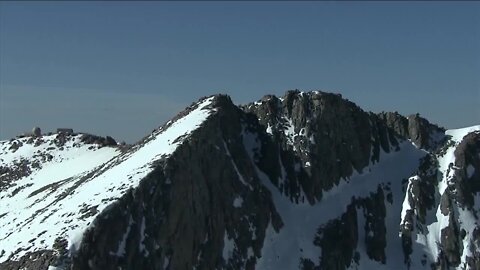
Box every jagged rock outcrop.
[452,132,480,209]
[80,134,117,147]
[243,91,378,203]
[377,111,446,150]
[243,90,444,204]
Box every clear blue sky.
[1,1,479,143]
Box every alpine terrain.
[0,90,479,270]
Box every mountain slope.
[0,91,478,270]
[0,97,216,269]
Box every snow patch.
[400,176,417,230]
[163,256,170,269]
[266,123,273,135]
[114,215,134,257]
[467,165,475,178]
[233,196,244,208]
[139,216,149,257]
[223,140,252,189]
[222,230,235,261]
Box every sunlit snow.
[0,97,215,263]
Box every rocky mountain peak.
[0,91,478,270]
[241,90,445,203]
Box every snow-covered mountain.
[0,91,478,270]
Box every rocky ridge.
[0,90,478,270]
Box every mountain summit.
[0,91,478,270]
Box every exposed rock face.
[398,127,480,270]
[242,90,444,204]
[243,91,377,203]
[80,134,117,147]
[467,227,480,270]
[71,96,282,270]
[0,250,56,270]
[306,185,388,270]
[362,185,388,264]
[0,90,478,270]
[452,132,480,209]
[313,202,359,270]
[377,111,446,150]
